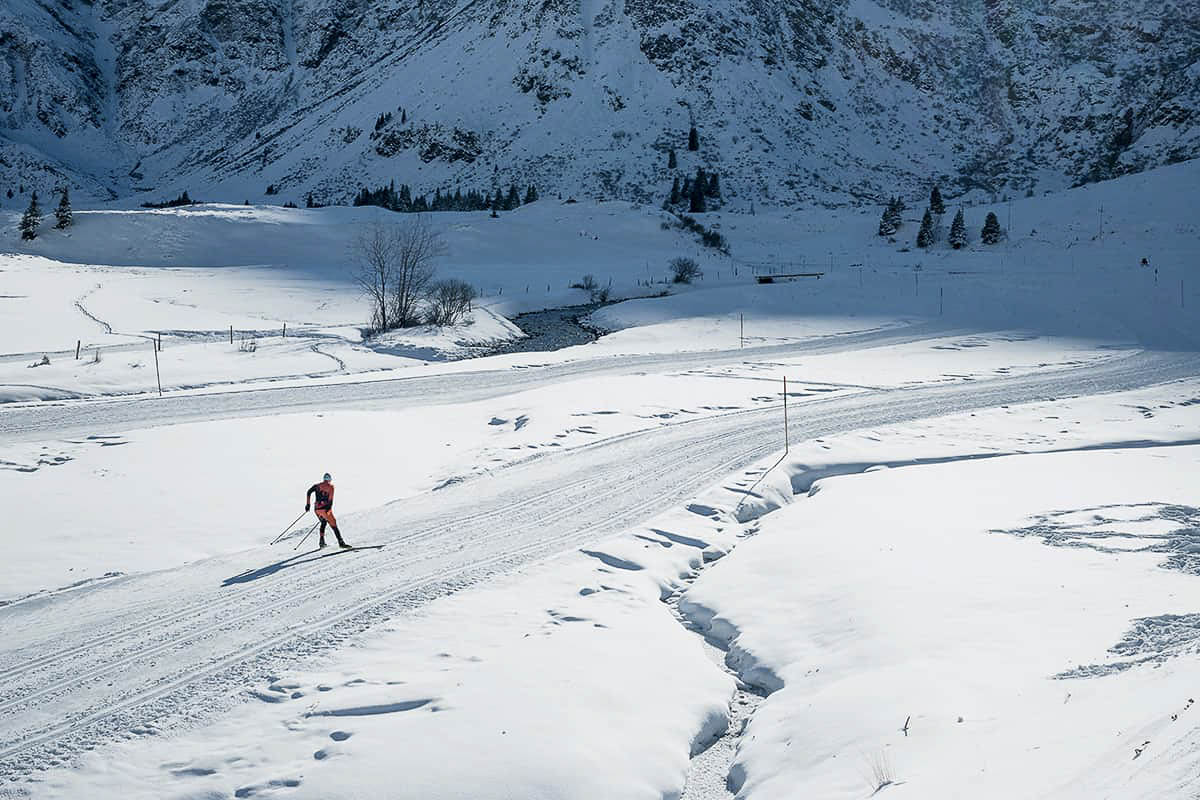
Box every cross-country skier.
[306,473,351,549]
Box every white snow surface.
[19,377,1200,800]
[682,445,1200,799]
[2,164,1200,799]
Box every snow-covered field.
[20,381,1200,799]
[2,163,1199,798]
[3,160,1197,402]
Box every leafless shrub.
[425,279,476,326]
[570,274,611,303]
[670,256,702,284]
[572,274,599,293]
[862,749,895,795]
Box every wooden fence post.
[152,343,162,396]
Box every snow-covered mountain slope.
[1,0,1197,208]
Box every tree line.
[881,184,1006,249]
[351,181,538,214]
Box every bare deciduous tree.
[390,215,445,328]
[351,216,446,331]
[351,221,399,332]
[425,279,476,325]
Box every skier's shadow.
[221,549,340,586]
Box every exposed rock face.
[1,0,1196,206]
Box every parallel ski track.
[0,406,756,777]
[0,323,949,441]
[1,347,1196,785]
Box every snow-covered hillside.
[2,0,1197,207]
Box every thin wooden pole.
[75,340,81,360]
[783,375,789,451]
[152,342,162,396]
[230,325,234,344]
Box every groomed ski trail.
[0,348,1196,788]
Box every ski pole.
[271,510,308,545]
[293,521,321,551]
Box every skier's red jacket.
[307,481,334,511]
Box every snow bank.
[682,445,1200,799]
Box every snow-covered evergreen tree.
[524,185,538,204]
[667,149,677,169]
[930,185,945,215]
[669,176,681,205]
[916,208,934,248]
[19,191,41,240]
[878,197,901,236]
[949,207,966,248]
[689,178,706,213]
[981,211,1003,244]
[687,126,699,152]
[54,187,72,229]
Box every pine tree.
[506,184,521,210]
[524,184,538,204]
[930,185,945,215]
[981,211,1003,245]
[668,148,677,169]
[305,192,315,208]
[492,187,504,210]
[878,198,900,237]
[669,176,681,205]
[20,191,42,240]
[916,208,934,248]
[688,126,699,152]
[54,187,72,229]
[949,207,967,249]
[705,173,720,199]
[689,177,707,213]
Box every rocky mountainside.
[2,0,1197,208]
